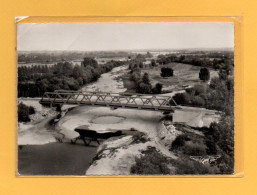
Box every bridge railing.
[40,90,178,112]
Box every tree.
[82,57,98,68]
[137,82,152,94]
[142,73,150,84]
[73,65,83,79]
[29,106,35,114]
[139,62,144,68]
[171,93,191,105]
[151,59,157,67]
[209,115,234,174]
[18,103,30,122]
[199,68,210,81]
[161,67,173,77]
[179,55,185,62]
[153,83,163,94]
[146,51,153,58]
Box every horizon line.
[18,47,234,52]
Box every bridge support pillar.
[56,104,62,113]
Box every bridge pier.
[56,104,62,112]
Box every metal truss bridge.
[39,90,179,112]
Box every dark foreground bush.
[182,144,207,156]
[171,93,191,105]
[161,67,173,77]
[131,146,216,175]
[199,68,210,81]
[131,147,171,175]
[29,106,35,114]
[171,135,189,149]
[152,83,163,94]
[18,103,31,122]
[170,157,214,175]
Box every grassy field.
[142,63,218,92]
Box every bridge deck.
[39,90,178,112]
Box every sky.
[17,23,234,51]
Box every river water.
[18,142,97,175]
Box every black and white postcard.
[17,22,234,175]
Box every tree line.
[18,58,125,97]
[157,53,234,74]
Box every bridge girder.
[40,90,178,113]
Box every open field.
[142,63,218,91]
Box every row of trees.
[18,51,134,63]
[157,53,234,74]
[18,58,125,97]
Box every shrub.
[199,68,210,81]
[182,144,207,156]
[205,139,217,155]
[194,84,207,95]
[142,73,150,84]
[171,157,212,175]
[171,93,191,105]
[191,96,205,107]
[151,59,157,67]
[82,57,98,68]
[161,67,173,77]
[18,103,30,122]
[131,147,171,175]
[152,83,163,94]
[185,87,195,95]
[137,82,152,94]
[171,135,189,149]
[29,106,35,114]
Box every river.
[18,63,220,175]
[18,65,130,175]
[18,142,97,175]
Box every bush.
[131,147,171,175]
[194,84,207,95]
[137,82,152,94]
[82,57,98,68]
[29,106,35,114]
[18,103,30,122]
[151,59,157,67]
[171,93,191,105]
[161,67,173,77]
[171,157,212,175]
[191,96,205,107]
[205,139,217,155]
[185,87,195,95]
[152,83,163,94]
[142,73,150,84]
[139,62,143,68]
[171,135,189,149]
[183,144,207,156]
[199,68,210,81]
